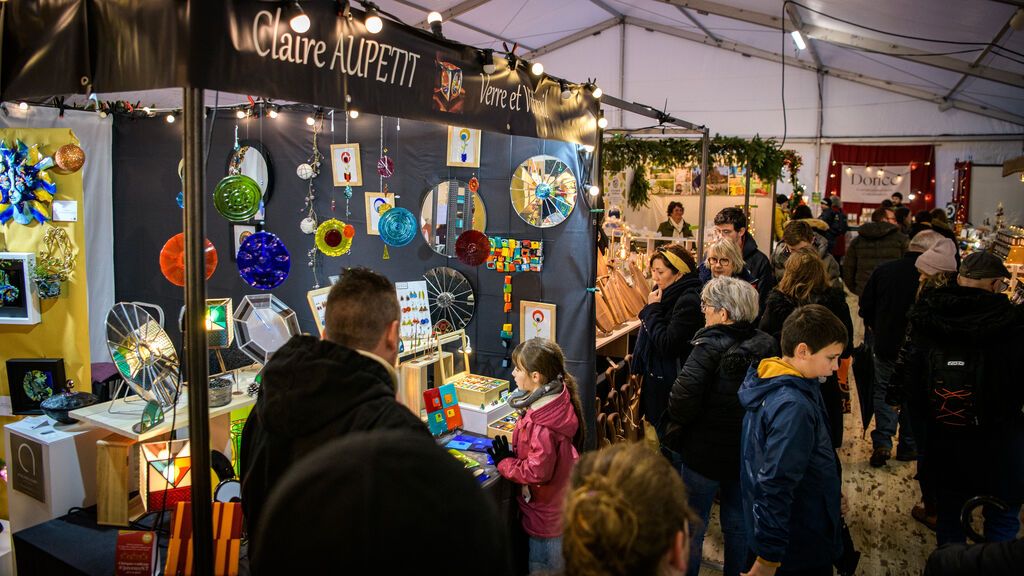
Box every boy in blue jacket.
[739,304,847,576]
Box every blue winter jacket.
[738,358,843,571]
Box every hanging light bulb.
[364,3,383,34]
[589,185,600,196]
[289,1,311,33]
[591,85,603,99]
[166,113,176,123]
[908,193,916,200]
[236,109,246,119]
[142,106,153,115]
[845,167,852,175]
[427,11,443,37]
[349,110,359,119]
[268,108,279,119]
[877,169,884,176]
[479,49,496,74]
[597,110,608,129]
[18,102,28,110]
[560,81,572,100]
[530,61,544,75]
[306,115,315,126]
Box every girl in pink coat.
[489,338,585,573]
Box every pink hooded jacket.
[497,384,580,538]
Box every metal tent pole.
[697,128,709,261]
[183,86,213,576]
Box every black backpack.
[927,346,984,427]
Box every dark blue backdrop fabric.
[111,110,597,445]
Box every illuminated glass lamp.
[206,298,234,348]
[140,438,192,512]
[232,294,300,365]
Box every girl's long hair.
[512,338,586,451]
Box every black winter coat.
[925,539,1024,576]
[632,273,704,426]
[842,222,908,296]
[858,252,921,360]
[741,232,775,308]
[758,286,854,357]
[663,322,778,482]
[241,335,429,542]
[890,285,1024,502]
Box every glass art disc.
[236,231,290,290]
[454,230,490,267]
[377,156,394,178]
[213,175,263,222]
[423,267,475,332]
[509,155,577,228]
[159,233,217,286]
[315,218,352,256]
[378,207,418,247]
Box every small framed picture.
[306,286,332,337]
[364,191,395,236]
[520,300,556,342]
[446,126,481,168]
[6,358,67,415]
[331,143,363,187]
[0,252,40,325]
[232,224,257,260]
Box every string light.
[268,108,279,119]
[289,1,310,33]
[591,85,603,99]
[18,102,27,110]
[597,110,607,129]
[349,110,359,119]
[306,116,315,126]
[236,109,246,119]
[364,4,383,34]
[588,185,600,196]
[166,113,176,123]
[530,61,544,75]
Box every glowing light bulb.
[589,185,600,196]
[268,109,279,119]
[530,61,544,75]
[592,86,603,99]
[306,116,315,126]
[166,114,176,123]
[18,102,27,110]
[349,110,359,119]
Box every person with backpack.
[889,252,1024,546]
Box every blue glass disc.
[378,207,418,247]
[176,190,184,208]
[236,231,290,290]
[534,183,552,200]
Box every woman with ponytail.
[489,338,585,573]
[563,442,699,576]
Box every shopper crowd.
[239,193,1023,576]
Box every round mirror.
[423,267,476,333]
[226,140,273,206]
[419,179,487,257]
[510,154,577,227]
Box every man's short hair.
[792,205,813,220]
[783,220,814,246]
[324,267,399,350]
[714,207,747,231]
[880,199,894,210]
[891,192,903,201]
[914,210,933,224]
[894,206,910,223]
[870,209,891,223]
[780,304,848,357]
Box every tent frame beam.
[624,16,1024,127]
[658,0,1024,90]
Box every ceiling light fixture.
[364,3,383,34]
[427,11,443,37]
[289,1,311,34]
[480,49,496,74]
[791,30,806,50]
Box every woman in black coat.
[759,246,854,447]
[631,244,703,438]
[663,276,778,576]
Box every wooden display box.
[398,351,453,415]
[487,411,519,440]
[448,374,509,407]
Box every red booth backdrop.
[824,144,936,223]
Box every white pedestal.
[3,416,107,532]
[459,401,513,436]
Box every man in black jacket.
[842,208,908,296]
[859,230,944,468]
[890,252,1024,546]
[714,207,774,308]
[240,267,428,540]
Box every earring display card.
[395,280,431,352]
[6,358,66,415]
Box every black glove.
[487,435,514,467]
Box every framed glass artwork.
[364,191,395,236]
[519,301,556,342]
[331,143,362,187]
[446,126,481,168]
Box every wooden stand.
[398,352,453,415]
[96,434,144,526]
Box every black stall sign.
[200,2,598,144]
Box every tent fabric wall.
[110,111,598,444]
[0,108,114,366]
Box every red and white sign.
[842,165,911,204]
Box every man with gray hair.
[858,230,944,470]
[241,267,429,542]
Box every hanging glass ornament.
[377,154,394,178]
[236,231,290,290]
[296,163,315,180]
[315,219,352,256]
[53,144,86,174]
[300,216,317,234]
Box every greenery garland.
[601,134,803,209]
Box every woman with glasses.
[662,276,778,576]
[759,247,854,447]
[698,238,758,292]
[631,244,703,447]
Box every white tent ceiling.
[372,0,1024,136]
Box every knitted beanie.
[915,238,957,275]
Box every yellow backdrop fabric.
[0,128,91,404]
